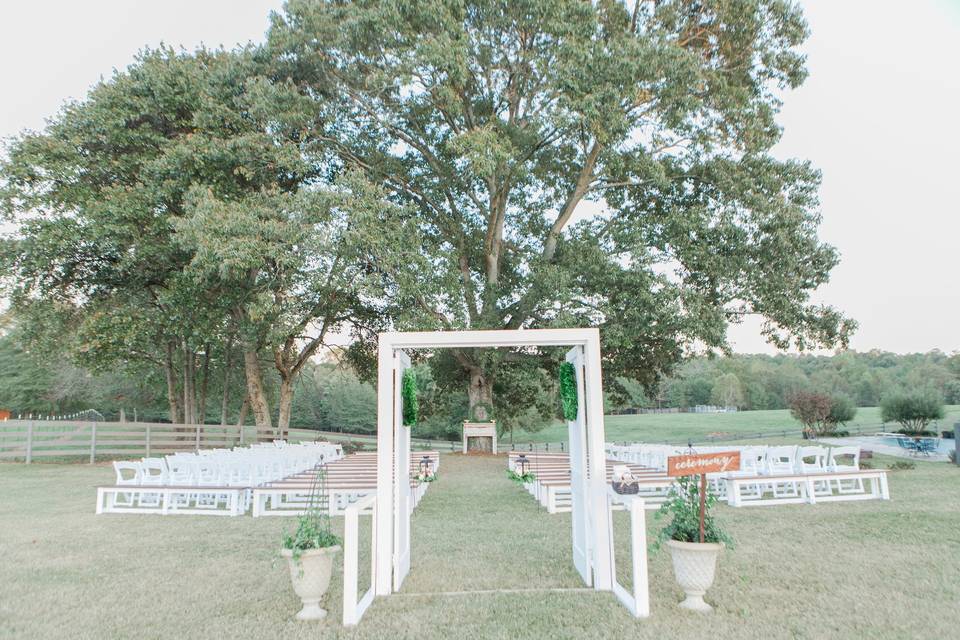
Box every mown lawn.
[2,453,959,639]
[520,405,960,444]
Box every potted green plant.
[655,475,732,612]
[280,463,341,621]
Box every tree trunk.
[277,375,295,441]
[220,336,234,426]
[236,394,250,427]
[196,344,210,425]
[466,367,494,452]
[467,367,494,418]
[182,340,195,425]
[163,341,182,424]
[243,347,273,437]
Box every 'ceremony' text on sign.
[666,451,741,477]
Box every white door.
[566,346,592,586]
[393,351,412,590]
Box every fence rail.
[0,420,328,463]
[4,420,927,463]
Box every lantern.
[516,454,530,478]
[418,455,435,481]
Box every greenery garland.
[559,362,579,421]
[401,370,418,427]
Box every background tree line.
[613,350,960,412]
[3,321,956,438]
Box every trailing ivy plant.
[559,362,578,422]
[507,469,536,484]
[654,475,733,549]
[401,369,418,427]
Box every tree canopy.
[2,1,860,433]
[266,0,855,419]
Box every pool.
[876,435,954,455]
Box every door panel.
[393,352,411,590]
[566,346,592,587]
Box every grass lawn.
[518,405,960,444]
[2,453,960,639]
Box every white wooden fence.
[0,420,322,462]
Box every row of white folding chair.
[113,446,339,487]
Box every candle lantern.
[418,455,435,482]
[516,454,530,478]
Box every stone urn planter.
[664,539,724,612]
[280,546,340,621]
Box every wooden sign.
[667,451,741,477]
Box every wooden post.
[145,423,151,458]
[26,420,34,464]
[239,422,245,446]
[699,473,707,543]
[89,421,97,464]
[195,424,201,452]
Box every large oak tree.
[267,0,855,418]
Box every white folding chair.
[138,458,168,507]
[763,446,800,498]
[796,446,831,495]
[827,446,864,494]
[111,461,141,507]
[726,447,764,499]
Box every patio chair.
[896,437,919,455]
[916,438,939,456]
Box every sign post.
[667,451,741,543]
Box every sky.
[1,0,958,355]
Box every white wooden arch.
[374,328,613,598]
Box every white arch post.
[373,328,612,598]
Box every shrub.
[341,440,366,455]
[789,392,854,437]
[821,429,849,437]
[789,391,832,437]
[888,460,915,471]
[826,395,857,428]
[881,390,944,434]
